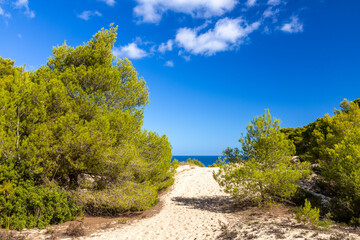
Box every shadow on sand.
[171,196,239,213]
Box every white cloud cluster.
[114,0,305,63]
[246,0,257,8]
[113,43,148,59]
[281,16,303,33]
[77,10,102,20]
[158,40,173,53]
[100,0,116,6]
[175,17,260,55]
[14,0,35,18]
[263,7,279,19]
[133,0,238,23]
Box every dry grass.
[65,222,85,237]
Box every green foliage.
[222,147,242,163]
[0,26,174,229]
[291,188,328,216]
[295,199,331,229]
[0,183,79,230]
[208,156,227,167]
[171,159,180,170]
[185,158,205,167]
[283,99,360,225]
[296,199,320,226]
[280,117,331,163]
[73,182,158,216]
[318,101,360,225]
[215,110,310,204]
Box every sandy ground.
[86,165,234,240]
[6,165,360,240]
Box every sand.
[87,165,234,240]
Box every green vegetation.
[1,23,360,231]
[217,100,360,226]
[295,199,331,229]
[214,110,310,204]
[295,199,320,226]
[184,158,205,167]
[282,99,360,226]
[0,26,175,230]
[208,156,227,167]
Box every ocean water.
[172,155,221,167]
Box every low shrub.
[73,181,158,216]
[296,199,320,226]
[208,157,227,167]
[185,158,205,167]
[292,188,328,216]
[215,160,310,204]
[295,199,331,229]
[0,182,80,230]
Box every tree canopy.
[0,26,175,230]
[215,110,310,204]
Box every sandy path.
[9,165,360,240]
[88,166,234,240]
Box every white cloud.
[100,0,116,6]
[281,16,303,33]
[14,0,35,18]
[77,10,102,20]
[263,7,279,18]
[175,17,260,55]
[14,0,28,8]
[178,50,191,61]
[113,43,148,59]
[246,0,256,7]
[158,40,173,53]
[267,0,282,6]
[133,0,238,23]
[164,60,174,67]
[0,6,11,18]
[17,33,22,39]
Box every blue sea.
[172,155,222,167]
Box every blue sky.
[1,0,360,155]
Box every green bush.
[171,159,180,170]
[185,158,205,167]
[318,101,360,225]
[0,182,79,230]
[296,199,320,226]
[214,110,310,204]
[73,182,158,216]
[291,188,328,216]
[284,99,360,225]
[295,199,331,229]
[208,157,227,167]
